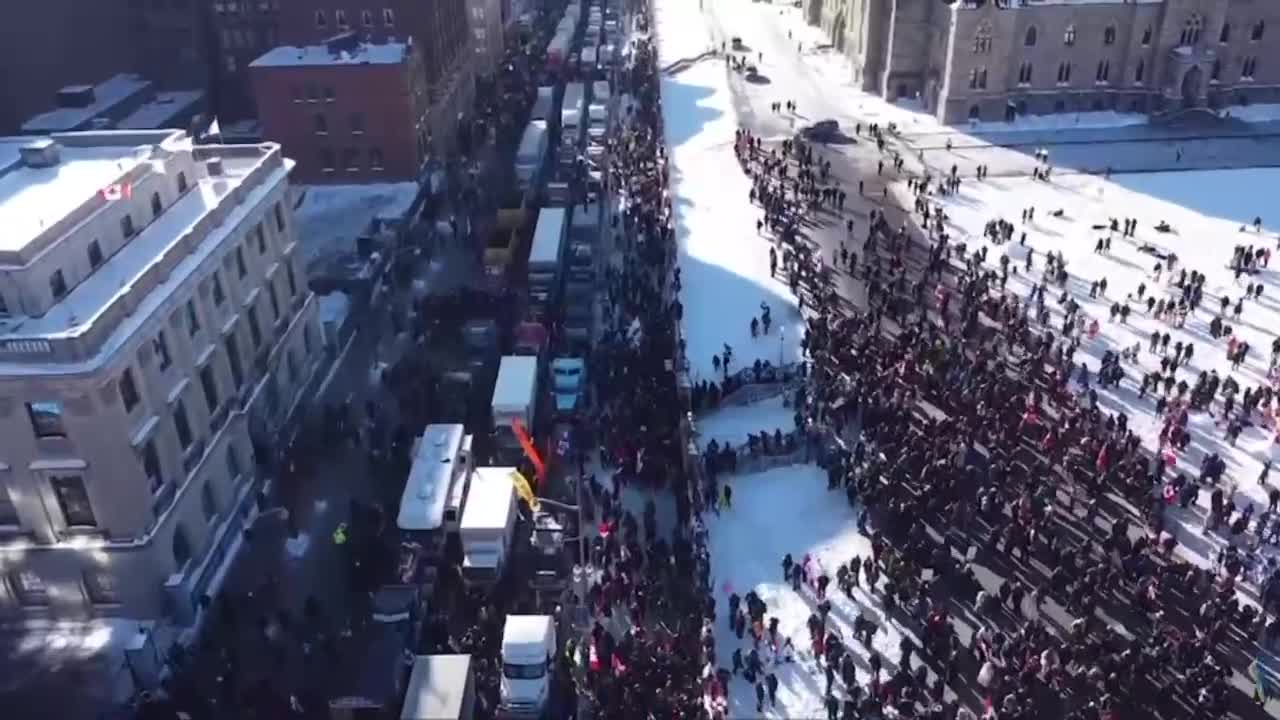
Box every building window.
[121,214,136,238]
[1141,26,1152,47]
[151,192,163,218]
[172,525,192,571]
[267,282,281,321]
[26,401,65,438]
[49,269,68,300]
[1135,59,1145,84]
[212,271,226,306]
[1103,25,1116,46]
[1096,60,1110,83]
[973,23,992,54]
[1220,22,1231,44]
[235,246,247,278]
[1212,58,1222,82]
[336,9,348,28]
[226,445,242,483]
[154,331,172,371]
[201,481,218,522]
[383,8,395,26]
[322,86,334,103]
[0,483,19,527]
[315,9,326,28]
[350,113,364,134]
[1243,56,1258,80]
[306,84,319,102]
[120,368,141,412]
[51,475,96,528]
[303,324,316,356]
[1057,62,1072,84]
[247,306,263,348]
[83,570,120,605]
[225,334,244,388]
[362,9,373,26]
[199,365,219,414]
[1181,14,1202,46]
[369,148,384,170]
[968,67,987,90]
[88,239,104,269]
[1064,24,1076,46]
[1017,62,1033,85]
[344,148,360,172]
[314,113,328,135]
[1024,26,1037,47]
[286,347,300,384]
[0,294,8,316]
[9,571,50,606]
[225,55,237,73]
[142,439,163,493]
[1253,21,1266,42]
[255,224,267,255]
[177,172,188,193]
[320,148,336,173]
[285,262,298,297]
[173,399,193,450]
[274,202,285,232]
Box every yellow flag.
[511,471,540,511]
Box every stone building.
[0,131,322,621]
[806,0,1280,124]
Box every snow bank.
[657,0,805,383]
[706,463,907,719]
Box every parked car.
[801,119,842,143]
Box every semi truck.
[498,615,557,719]
[530,86,558,125]
[491,356,539,465]
[560,83,586,149]
[527,207,568,304]
[515,120,549,191]
[460,467,519,588]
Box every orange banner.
[511,418,546,485]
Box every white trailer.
[515,120,548,189]
[561,82,586,147]
[460,467,519,587]
[527,207,568,291]
[491,356,539,463]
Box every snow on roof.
[492,356,538,416]
[250,40,410,68]
[397,424,467,531]
[460,467,517,532]
[21,75,153,134]
[293,182,419,264]
[0,146,289,375]
[115,90,205,130]
[0,140,150,256]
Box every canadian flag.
[100,183,132,201]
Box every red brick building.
[250,33,430,184]
[276,0,474,156]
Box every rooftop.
[21,75,153,134]
[115,91,206,131]
[250,36,411,69]
[0,132,289,375]
[0,138,150,256]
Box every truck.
[401,654,476,720]
[546,30,572,68]
[396,424,472,561]
[591,80,611,106]
[460,467,519,588]
[484,207,529,291]
[499,615,557,719]
[491,356,539,465]
[530,86,557,125]
[550,357,586,416]
[560,83,585,149]
[515,120,549,191]
[587,103,608,141]
[527,207,568,300]
[580,45,598,75]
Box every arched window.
[201,482,218,521]
[1220,22,1231,44]
[1212,58,1222,81]
[172,524,192,571]
[973,22,993,54]
[1024,26,1037,47]
[1018,62,1033,85]
[1135,59,1146,84]
[1064,24,1076,46]
[1103,25,1116,46]
[1096,60,1111,83]
[1181,15,1203,46]
[151,192,162,218]
[968,105,981,120]
[1253,21,1266,42]
[177,172,188,194]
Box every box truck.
[460,467,519,587]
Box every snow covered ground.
[912,167,1280,571]
[705,462,909,719]
[656,0,805,382]
[292,182,419,264]
[695,394,796,447]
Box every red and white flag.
[100,183,132,201]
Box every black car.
[801,119,842,143]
